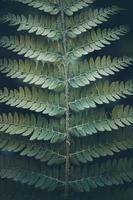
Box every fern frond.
[70,127,133,164]
[68,56,133,88]
[69,80,133,111]
[63,0,95,16]
[0,155,64,191]
[69,105,133,137]
[10,0,95,16]
[10,0,60,15]
[69,26,130,60]
[1,6,120,40]
[0,112,65,143]
[67,6,123,38]
[69,157,133,192]
[0,28,130,63]
[1,57,132,90]
[0,134,65,165]
[0,86,65,116]
[0,58,64,90]
[0,0,132,198]
[0,35,61,62]
[0,14,61,40]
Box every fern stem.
[60,1,70,199]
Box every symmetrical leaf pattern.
[0,0,132,199]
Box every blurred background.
[99,0,133,57]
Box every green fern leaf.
[10,0,60,15]
[0,134,65,164]
[68,56,133,88]
[69,158,133,192]
[0,58,65,90]
[69,26,130,60]
[69,80,133,111]
[70,105,133,137]
[0,86,65,116]
[0,35,61,62]
[70,127,133,164]
[0,155,64,190]
[0,112,65,143]
[67,6,123,38]
[0,13,61,40]
[0,0,133,199]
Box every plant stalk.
[60,2,70,199]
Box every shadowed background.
[0,0,133,199]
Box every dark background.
[98,0,133,57]
[0,1,133,199]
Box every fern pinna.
[0,0,133,199]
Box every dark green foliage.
[0,0,133,199]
